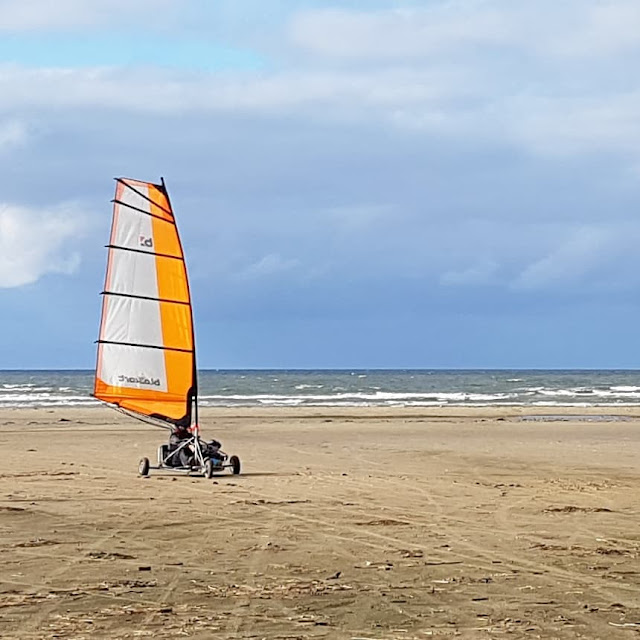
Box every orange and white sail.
[93,178,197,426]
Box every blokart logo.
[139,235,153,248]
[118,374,161,387]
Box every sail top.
[93,178,196,426]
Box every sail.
[93,178,197,426]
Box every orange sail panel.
[93,178,196,425]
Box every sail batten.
[111,199,177,223]
[97,339,195,353]
[105,245,184,260]
[93,177,196,426]
[101,291,191,305]
[115,179,175,217]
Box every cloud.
[289,1,640,60]
[290,5,510,59]
[506,93,640,157]
[0,119,28,150]
[1,0,639,164]
[550,1,640,58]
[0,0,178,32]
[236,253,300,281]
[0,203,86,288]
[0,64,469,115]
[513,226,618,291]
[1,58,637,164]
[441,259,500,287]
[282,3,640,160]
[325,203,393,232]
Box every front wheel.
[138,457,150,477]
[204,458,214,479]
[229,455,241,475]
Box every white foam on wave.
[1,385,53,393]
[0,391,98,407]
[5,374,640,409]
[0,398,98,407]
[530,401,593,407]
[197,390,518,407]
[528,386,640,400]
[199,391,514,402]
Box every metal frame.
[145,435,235,477]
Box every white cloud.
[0,1,637,174]
[0,56,636,162]
[513,226,616,291]
[290,5,510,59]
[0,119,28,150]
[237,253,300,281]
[0,203,85,288]
[0,0,178,31]
[551,1,640,58]
[0,64,470,115]
[290,1,640,60]
[326,204,393,232]
[441,259,499,287]
[506,93,640,157]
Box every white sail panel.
[108,250,159,298]
[100,182,166,394]
[113,184,154,251]
[99,343,168,392]
[101,296,164,347]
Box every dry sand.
[1,406,640,639]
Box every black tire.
[204,458,214,479]
[138,457,150,477]
[229,455,241,475]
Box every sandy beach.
[1,406,640,639]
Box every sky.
[1,0,640,369]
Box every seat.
[157,444,170,465]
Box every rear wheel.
[138,457,150,477]
[229,455,241,475]
[204,458,214,479]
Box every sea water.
[2,369,640,409]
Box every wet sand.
[1,406,640,639]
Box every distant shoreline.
[4,367,640,372]
[4,405,640,421]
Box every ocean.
[2,369,640,409]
